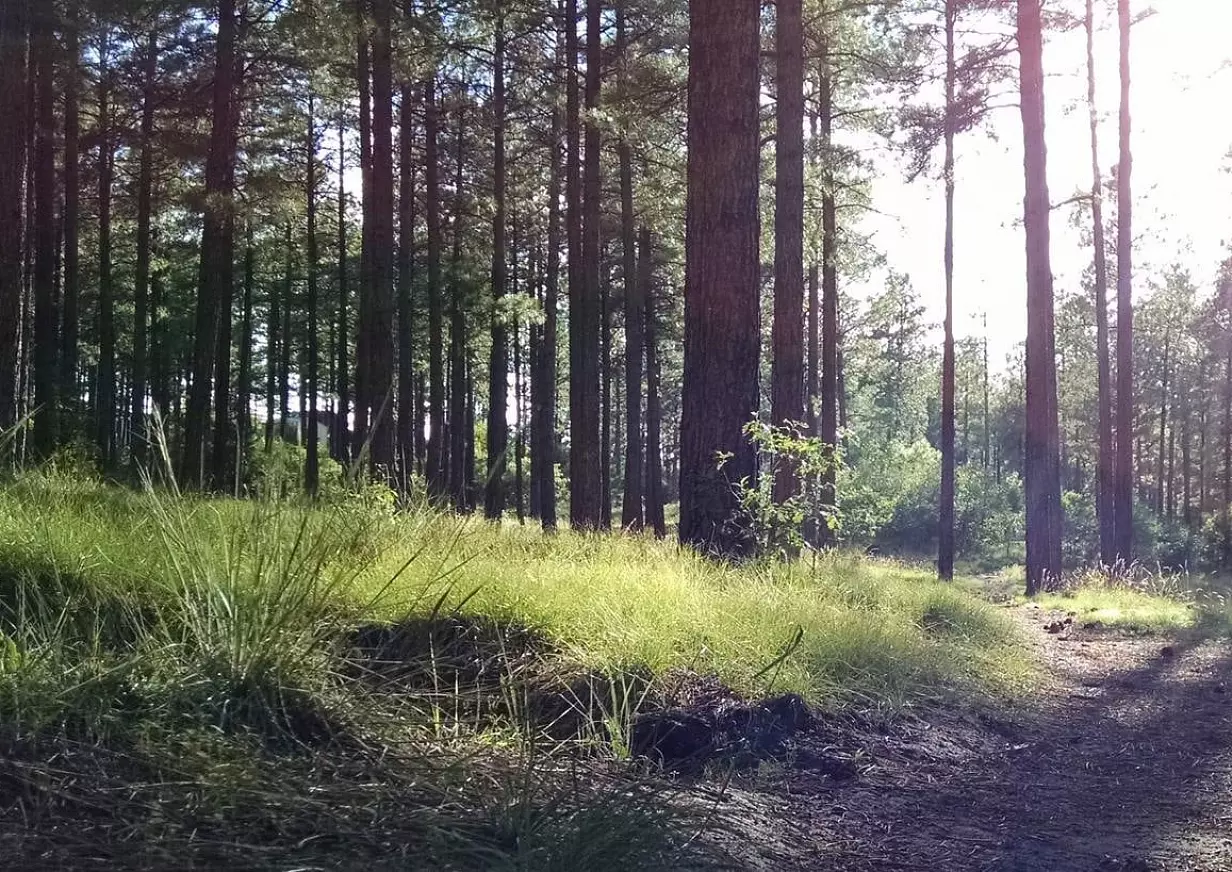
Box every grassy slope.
[1,472,1033,708]
[0,470,1036,869]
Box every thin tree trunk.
[335,114,350,462]
[820,40,839,548]
[1085,0,1116,565]
[353,4,372,459]
[449,106,468,511]
[601,254,612,529]
[641,226,665,538]
[1018,0,1064,593]
[265,229,282,451]
[97,42,117,468]
[538,9,564,531]
[61,4,80,429]
[306,91,321,497]
[1113,0,1135,561]
[1156,332,1170,517]
[771,0,804,510]
[398,84,416,489]
[236,222,254,485]
[618,19,644,531]
[486,7,509,519]
[425,73,446,496]
[131,31,158,469]
[32,7,57,456]
[938,0,957,580]
[678,0,761,555]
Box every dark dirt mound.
[700,606,1232,871]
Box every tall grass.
[0,469,706,869]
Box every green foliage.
[840,439,1022,562]
[725,421,837,557]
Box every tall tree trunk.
[485,8,509,519]
[132,32,158,469]
[306,91,321,497]
[0,0,27,433]
[771,0,804,509]
[642,226,665,538]
[1113,0,1135,561]
[449,106,468,511]
[61,4,80,430]
[565,0,583,526]
[353,5,372,459]
[600,254,612,528]
[97,43,117,468]
[334,114,350,462]
[32,7,57,457]
[398,84,416,488]
[1156,332,1170,517]
[182,0,238,485]
[1086,0,1116,565]
[537,10,564,531]
[819,41,839,548]
[368,0,395,475]
[569,0,603,530]
[425,74,446,496]
[678,0,761,556]
[618,7,643,531]
[150,271,168,423]
[938,0,956,581]
[1017,0,1064,594]
[265,229,282,451]
[236,222,254,485]
[983,313,990,468]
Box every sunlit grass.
[0,469,1034,712]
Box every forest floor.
[710,603,1232,871]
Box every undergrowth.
[0,466,1038,868]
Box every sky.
[857,0,1232,366]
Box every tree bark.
[1017,0,1064,594]
[1113,0,1135,562]
[449,105,469,510]
[368,0,396,475]
[485,7,509,519]
[1085,0,1116,565]
[537,8,564,531]
[1156,332,1170,517]
[236,222,254,485]
[618,37,644,529]
[97,41,117,468]
[678,0,761,556]
[642,226,666,538]
[820,40,839,548]
[182,0,238,485]
[32,6,57,457]
[425,73,446,496]
[938,0,956,581]
[132,32,158,469]
[0,0,28,433]
[569,0,603,530]
[306,91,321,498]
[771,0,805,508]
[334,114,350,462]
[61,4,80,430]
[398,84,416,488]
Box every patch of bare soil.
[700,606,1232,871]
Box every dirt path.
[711,606,1232,871]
